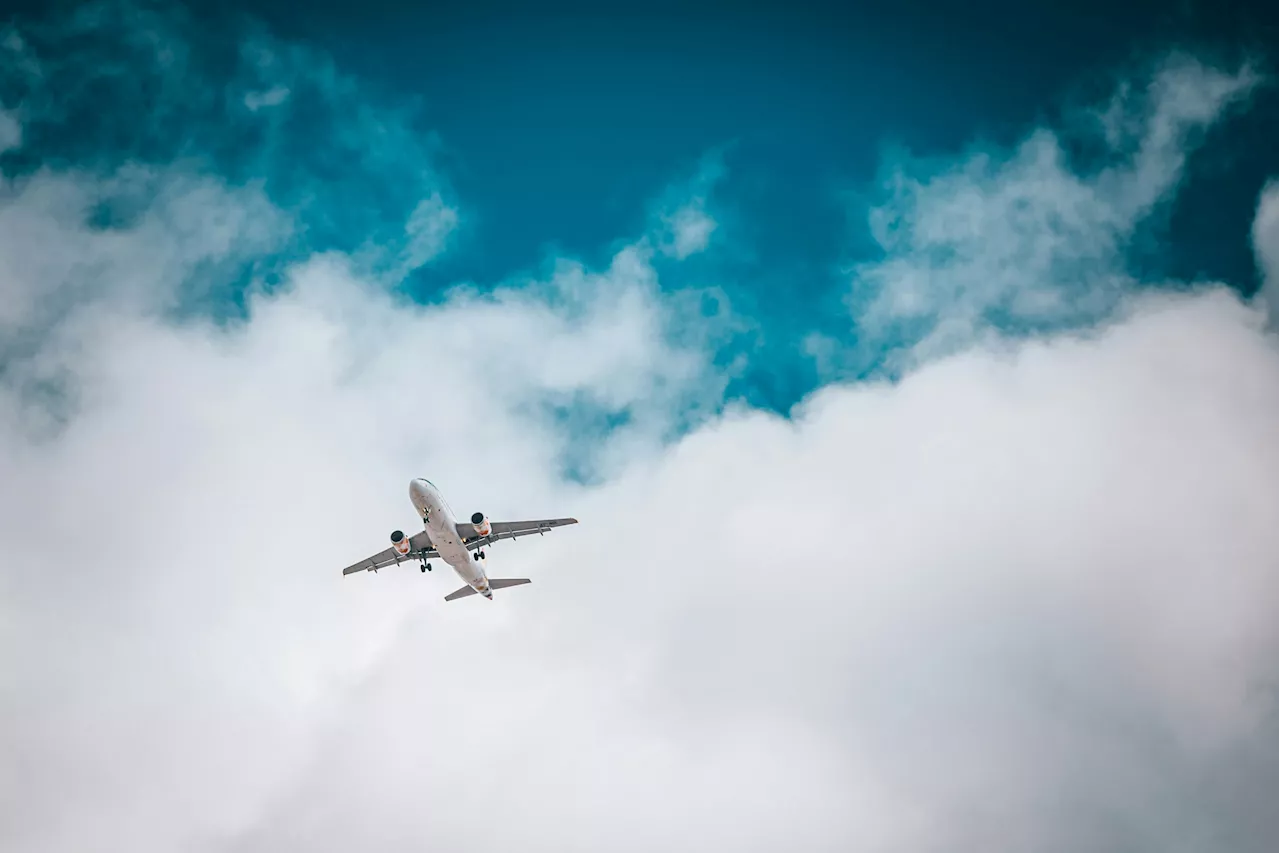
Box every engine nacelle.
[390,529,411,556]
[470,512,491,537]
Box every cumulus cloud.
[0,190,721,851]
[0,12,1274,853]
[374,297,1270,852]
[2,253,1274,852]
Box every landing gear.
[420,562,432,573]
[472,550,486,561]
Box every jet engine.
[470,512,492,537]
[390,529,411,557]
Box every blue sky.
[226,0,1274,278]
[1,0,1275,419]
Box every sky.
[0,0,1275,851]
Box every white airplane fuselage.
[409,478,492,599]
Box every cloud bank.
[0,7,1275,853]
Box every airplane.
[340,478,578,601]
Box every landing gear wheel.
[472,552,480,561]
[479,550,486,560]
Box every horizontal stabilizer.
[443,578,532,602]
[489,578,531,591]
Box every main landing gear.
[472,550,486,561]
[420,561,432,573]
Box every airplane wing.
[341,530,439,575]
[460,517,578,550]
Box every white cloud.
[0,165,290,342]
[661,201,717,259]
[396,192,459,273]
[1251,180,1278,324]
[850,56,1259,366]
[652,152,726,259]
[1,247,1273,852]
[0,178,720,850]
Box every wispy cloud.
[846,55,1261,370]
[0,107,19,153]
[650,152,727,260]
[0,0,458,284]
[662,202,717,259]
[1252,181,1278,324]
[242,85,289,112]
[397,193,460,274]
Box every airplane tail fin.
[444,578,531,602]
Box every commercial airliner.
[340,478,578,601]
